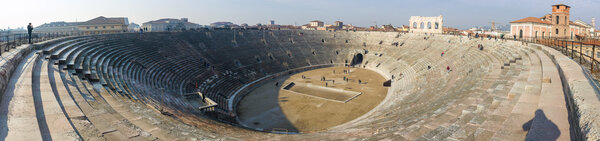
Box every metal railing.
[495,35,600,80]
[440,32,600,81]
[0,33,67,55]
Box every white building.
[142,18,202,32]
[302,20,325,30]
[128,22,140,32]
[78,16,129,35]
[310,20,324,27]
[34,21,79,35]
[409,15,443,34]
[334,21,343,30]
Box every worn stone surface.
[0,31,597,140]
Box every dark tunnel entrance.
[351,53,364,66]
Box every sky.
[1,0,598,30]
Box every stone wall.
[0,38,68,102]
[409,16,443,34]
[540,45,600,140]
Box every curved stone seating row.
[319,34,537,140]
[0,37,163,140]
[47,38,177,140]
[2,31,584,140]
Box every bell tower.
[592,17,596,30]
[551,4,570,38]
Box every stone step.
[0,53,43,141]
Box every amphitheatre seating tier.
[0,31,595,140]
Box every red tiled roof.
[511,17,590,28]
[443,27,459,32]
[510,17,551,24]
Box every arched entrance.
[519,30,523,38]
[351,53,364,66]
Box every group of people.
[426,65,452,73]
[342,69,351,74]
[317,68,363,87]
[321,76,334,87]
[466,33,506,41]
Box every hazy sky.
[1,0,598,29]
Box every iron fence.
[0,33,67,55]
[477,35,600,80]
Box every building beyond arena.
[409,15,443,34]
[510,4,592,39]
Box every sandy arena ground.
[236,66,388,133]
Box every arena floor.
[236,66,388,133]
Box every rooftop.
[510,17,551,24]
[552,4,571,8]
[80,16,128,25]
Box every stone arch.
[409,15,443,34]
[351,53,364,66]
[427,22,432,29]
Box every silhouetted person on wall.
[27,23,34,44]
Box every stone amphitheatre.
[1,30,599,141]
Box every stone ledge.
[539,45,600,140]
[0,37,70,103]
